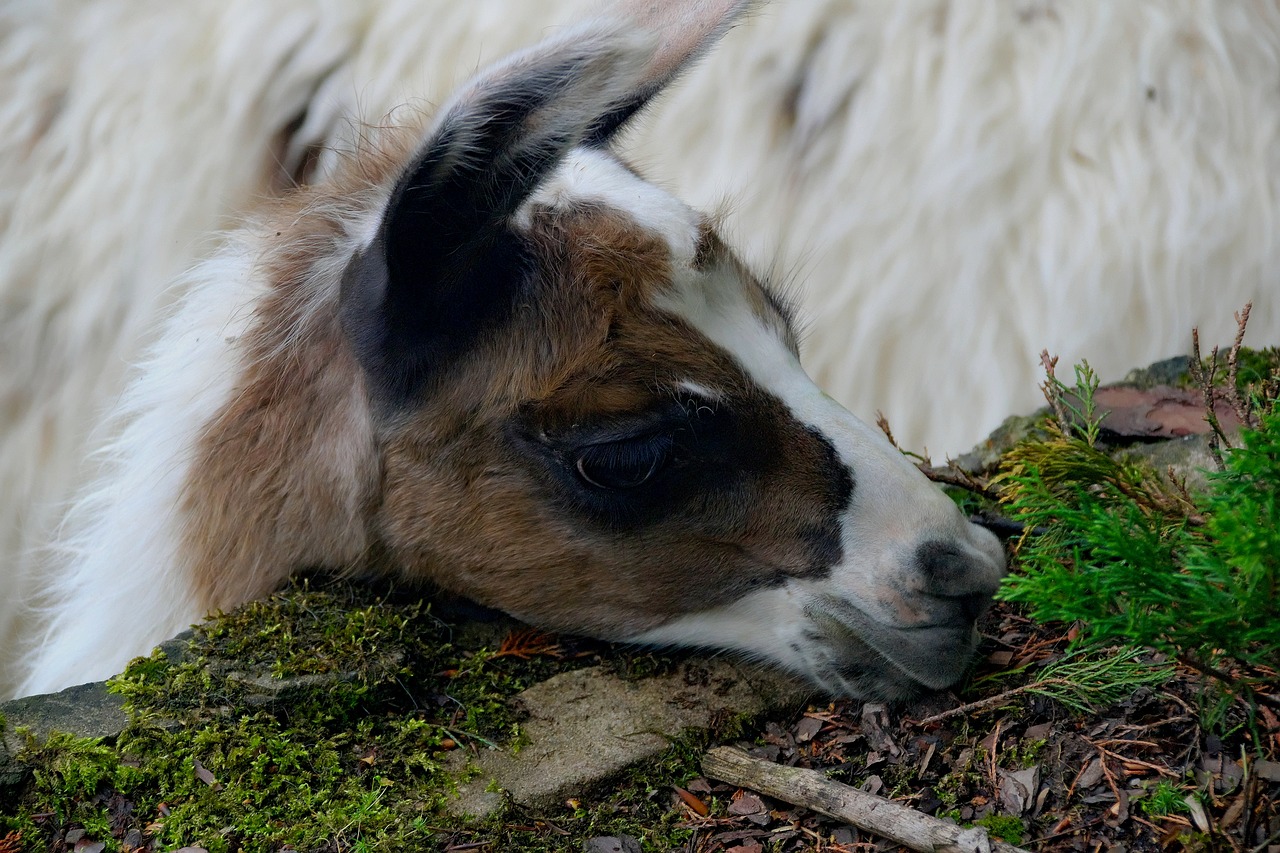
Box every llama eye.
[573,432,673,491]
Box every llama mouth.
[806,596,982,696]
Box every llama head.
[187,0,1006,700]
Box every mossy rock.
[0,578,803,852]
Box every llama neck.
[178,237,380,612]
[20,201,383,695]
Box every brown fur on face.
[371,201,852,638]
[183,130,851,641]
[181,124,425,611]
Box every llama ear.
[584,0,757,145]
[340,0,755,404]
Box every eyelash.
[573,430,675,491]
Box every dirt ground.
[659,600,1279,853]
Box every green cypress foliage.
[996,358,1279,699]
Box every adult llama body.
[2,0,1276,696]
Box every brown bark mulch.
[666,602,1279,853]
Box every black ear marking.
[341,47,633,405]
[339,2,756,407]
[583,82,663,148]
[339,223,533,406]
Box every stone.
[226,649,405,707]
[1093,385,1241,440]
[954,355,1233,494]
[1121,355,1191,389]
[952,412,1045,472]
[153,630,195,666]
[2,622,807,824]
[830,827,856,845]
[0,724,24,791]
[447,659,805,819]
[583,836,642,853]
[0,629,196,790]
[794,715,822,743]
[998,766,1041,815]
[1116,433,1220,493]
[0,680,131,792]
[1,680,128,742]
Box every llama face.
[326,5,1005,699]
[360,147,1004,699]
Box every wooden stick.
[702,746,1031,853]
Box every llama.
[5,1,1277,695]
[4,0,1006,700]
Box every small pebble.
[583,836,641,853]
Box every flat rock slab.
[1,646,805,817]
[0,681,129,789]
[1117,432,1220,492]
[0,681,127,743]
[448,660,805,819]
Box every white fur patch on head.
[654,260,920,493]
[515,146,701,263]
[632,581,812,670]
[645,253,1006,696]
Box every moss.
[1,576,756,852]
[1,577,607,852]
[1124,355,1193,390]
[1139,781,1190,818]
[3,730,142,841]
[1176,830,1217,852]
[1010,738,1046,768]
[974,814,1025,845]
[1169,346,1280,393]
[879,759,919,799]
[602,650,682,683]
[705,710,754,743]
[933,748,983,809]
[1210,345,1280,395]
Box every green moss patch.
[0,578,620,852]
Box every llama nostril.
[915,541,977,585]
[914,540,1001,621]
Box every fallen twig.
[1085,737,1176,780]
[1178,655,1280,712]
[876,410,1007,504]
[967,511,1027,539]
[702,746,1031,853]
[913,645,1172,725]
[908,681,1057,727]
[920,463,1003,503]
